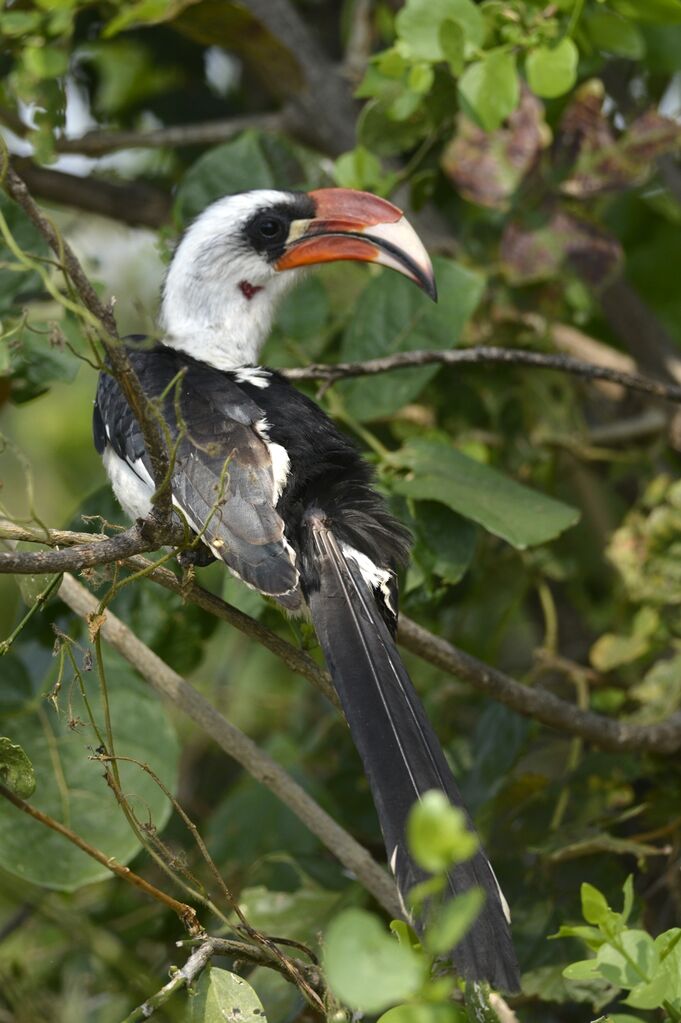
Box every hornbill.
[93,188,519,990]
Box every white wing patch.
[234,366,271,389]
[341,542,396,616]
[488,863,512,924]
[254,417,291,503]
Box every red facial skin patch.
[239,280,263,300]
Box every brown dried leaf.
[563,109,681,197]
[500,207,623,285]
[554,81,681,197]
[87,611,106,642]
[441,87,548,209]
[553,79,613,176]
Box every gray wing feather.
[95,344,300,606]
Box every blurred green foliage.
[1,0,681,1020]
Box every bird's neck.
[158,254,295,371]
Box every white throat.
[158,192,301,370]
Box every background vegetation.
[1,0,681,1020]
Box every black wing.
[94,342,300,607]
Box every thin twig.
[282,346,681,405]
[397,616,681,755]
[94,752,324,1011]
[4,519,681,754]
[9,156,171,229]
[0,163,173,521]
[121,935,323,1022]
[0,519,337,707]
[55,113,286,156]
[57,572,401,919]
[0,782,201,934]
[239,0,356,155]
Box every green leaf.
[276,277,330,341]
[104,0,195,36]
[10,329,80,405]
[175,131,306,225]
[585,10,646,58]
[458,50,520,132]
[0,654,179,890]
[521,963,612,1003]
[622,876,634,924]
[610,0,681,23]
[407,791,478,874]
[597,931,659,988]
[439,20,466,75]
[526,38,579,99]
[581,882,610,926]
[624,971,669,1010]
[1,11,43,34]
[395,0,484,60]
[84,40,183,116]
[0,738,35,799]
[187,967,267,1023]
[22,45,69,79]
[562,958,601,981]
[409,64,435,95]
[391,440,579,549]
[334,146,387,192]
[425,887,485,954]
[654,929,681,1005]
[0,194,49,315]
[551,924,606,947]
[412,503,477,586]
[0,654,35,715]
[338,257,484,421]
[379,1004,466,1023]
[324,909,424,1012]
[590,606,660,671]
[238,884,341,943]
[390,919,421,951]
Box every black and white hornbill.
[93,188,519,990]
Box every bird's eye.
[257,217,284,239]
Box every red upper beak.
[274,188,437,301]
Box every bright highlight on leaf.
[187,968,267,1023]
[0,655,179,890]
[0,737,36,799]
[407,790,478,874]
[324,909,424,1013]
[391,440,580,549]
[526,38,579,99]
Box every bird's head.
[160,187,436,369]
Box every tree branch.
[0,519,337,708]
[6,519,681,754]
[397,616,681,755]
[54,113,286,157]
[598,273,681,387]
[239,0,357,155]
[282,346,681,404]
[0,163,173,521]
[121,935,323,1023]
[0,782,201,934]
[57,573,401,919]
[0,519,183,575]
[11,157,171,229]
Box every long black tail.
[306,522,519,991]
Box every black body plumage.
[94,339,519,990]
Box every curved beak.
[274,188,437,301]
